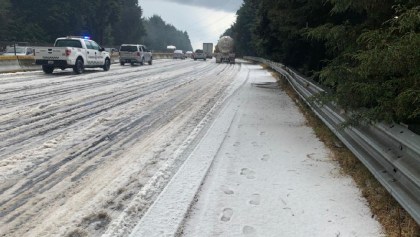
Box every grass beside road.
[266,65,420,237]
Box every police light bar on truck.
[65,36,91,39]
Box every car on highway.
[193,49,206,61]
[119,44,152,66]
[173,50,186,59]
[105,48,118,54]
[185,51,193,58]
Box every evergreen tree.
[4,0,143,45]
[112,0,145,46]
[228,0,419,125]
[307,0,419,123]
[143,15,193,51]
[0,0,12,40]
[223,0,259,57]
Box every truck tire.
[73,58,84,74]
[148,58,153,65]
[120,62,125,66]
[103,58,111,71]
[42,65,54,74]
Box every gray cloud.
[151,0,243,12]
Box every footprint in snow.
[240,168,256,179]
[220,208,233,222]
[243,226,257,236]
[249,194,261,205]
[261,154,269,161]
[221,185,234,195]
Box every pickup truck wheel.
[73,58,84,74]
[42,65,54,74]
[148,58,152,65]
[103,58,111,71]
[120,62,125,66]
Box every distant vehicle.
[119,44,152,66]
[105,48,118,54]
[203,43,213,59]
[34,36,111,74]
[193,49,206,61]
[215,36,235,64]
[3,46,33,56]
[185,51,193,58]
[173,50,186,59]
[167,45,176,51]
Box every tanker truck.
[215,36,235,64]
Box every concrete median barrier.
[17,55,40,71]
[0,56,23,73]
[153,53,173,59]
[0,55,40,73]
[0,53,174,73]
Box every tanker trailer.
[215,36,235,64]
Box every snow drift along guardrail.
[244,56,420,224]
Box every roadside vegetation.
[225,0,419,128]
[0,0,192,50]
[143,15,193,52]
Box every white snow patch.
[128,64,384,237]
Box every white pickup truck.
[34,36,111,74]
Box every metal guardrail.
[245,56,420,224]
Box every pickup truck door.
[90,40,105,65]
[84,40,98,66]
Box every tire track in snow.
[0,61,214,155]
[0,62,215,211]
[0,60,241,237]
[0,60,193,111]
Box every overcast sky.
[140,0,243,50]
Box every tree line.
[225,0,419,127]
[0,0,192,51]
[143,15,193,52]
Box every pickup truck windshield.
[55,40,83,48]
[120,46,138,52]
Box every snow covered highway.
[0,59,382,237]
[0,59,245,236]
